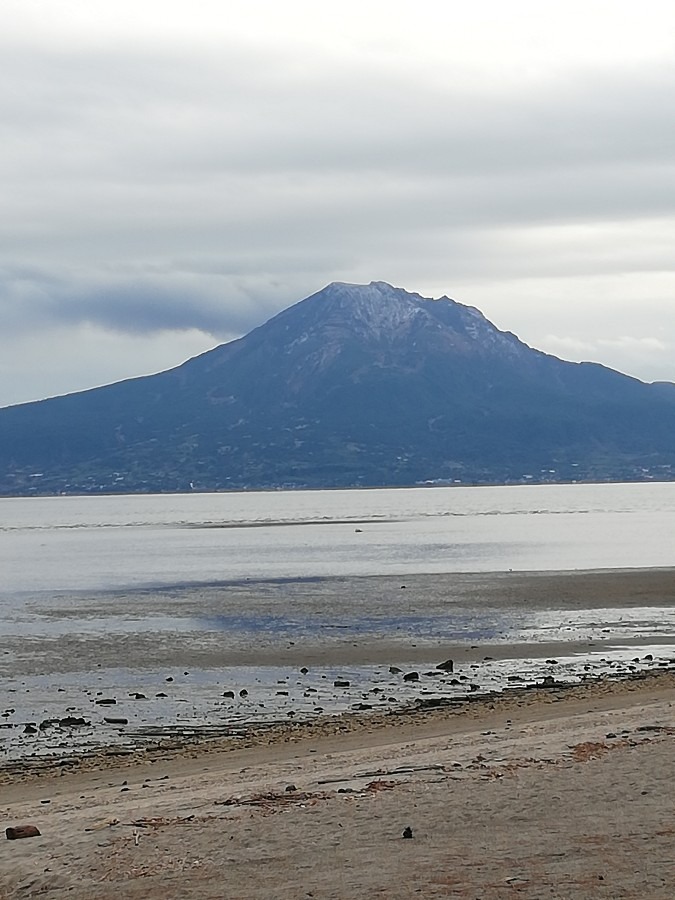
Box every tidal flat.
[2,568,675,767]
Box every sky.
[2,0,675,407]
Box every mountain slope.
[2,281,675,494]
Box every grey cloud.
[0,263,333,339]
[3,37,674,181]
[1,25,675,401]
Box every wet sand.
[2,671,675,899]
[3,568,675,765]
[6,568,675,675]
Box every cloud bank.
[1,0,674,404]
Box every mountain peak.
[311,280,430,341]
[295,280,519,356]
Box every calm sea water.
[1,481,674,596]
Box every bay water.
[2,481,675,597]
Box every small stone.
[402,826,413,839]
[59,716,88,727]
[6,825,41,840]
[285,784,297,792]
[403,672,419,682]
[333,680,350,688]
[239,689,248,698]
[436,659,454,672]
[223,690,235,699]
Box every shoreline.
[2,668,675,898]
[3,664,674,784]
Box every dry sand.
[2,671,675,899]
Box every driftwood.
[317,764,445,784]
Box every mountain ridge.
[1,281,674,495]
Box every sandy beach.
[2,669,675,899]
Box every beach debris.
[6,825,41,840]
[364,780,397,793]
[319,764,444,785]
[436,659,454,672]
[85,818,119,832]
[215,790,329,811]
[403,671,420,682]
[570,741,614,762]
[402,826,413,839]
[95,698,116,706]
[104,717,128,725]
[126,816,195,829]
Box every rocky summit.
[2,281,675,495]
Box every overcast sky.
[2,0,675,407]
